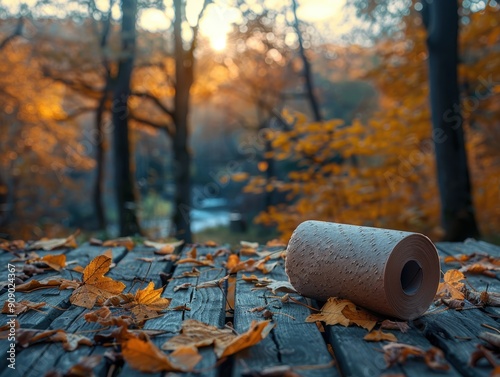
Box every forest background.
[0,0,498,245]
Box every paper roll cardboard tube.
[285,221,440,320]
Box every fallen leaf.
[70,255,126,309]
[204,240,218,247]
[382,343,449,370]
[16,277,65,292]
[174,283,192,292]
[241,274,273,286]
[171,305,191,311]
[241,241,259,249]
[364,330,397,342]
[226,254,240,270]
[380,320,410,333]
[15,329,92,351]
[122,335,188,372]
[50,331,93,351]
[341,305,378,331]
[162,319,236,350]
[424,347,450,371]
[176,258,214,267]
[169,346,202,371]
[2,300,46,315]
[460,262,499,277]
[266,239,287,247]
[382,343,425,367]
[61,355,102,377]
[144,239,183,255]
[265,281,297,294]
[28,234,77,251]
[84,307,133,327]
[257,261,278,274]
[10,251,40,262]
[0,239,26,251]
[127,281,171,321]
[215,320,274,358]
[39,254,67,271]
[175,267,200,278]
[196,276,228,289]
[436,270,465,300]
[103,237,134,251]
[187,247,197,259]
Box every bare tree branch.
[129,112,174,137]
[130,91,175,119]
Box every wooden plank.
[0,245,128,376]
[0,245,129,377]
[118,244,229,377]
[413,242,500,377]
[232,247,337,377]
[327,324,462,377]
[22,245,177,377]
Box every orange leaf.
[70,255,126,309]
[122,336,185,373]
[16,277,65,292]
[40,254,66,271]
[129,282,171,321]
[341,305,378,331]
[2,300,46,315]
[436,270,465,300]
[226,254,240,270]
[103,237,134,251]
[363,329,397,342]
[215,320,274,358]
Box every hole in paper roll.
[400,260,423,295]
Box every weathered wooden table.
[0,239,499,377]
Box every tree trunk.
[112,0,141,236]
[93,6,113,231]
[172,0,193,243]
[291,0,322,122]
[422,0,479,241]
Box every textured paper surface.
[285,221,440,320]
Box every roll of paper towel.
[285,221,440,320]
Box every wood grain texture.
[0,245,128,376]
[118,244,228,377]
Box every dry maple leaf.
[174,283,192,292]
[363,330,397,342]
[2,300,46,315]
[266,239,287,247]
[265,281,297,294]
[341,305,378,331]
[84,307,133,327]
[103,237,134,250]
[28,233,78,251]
[214,320,274,358]
[382,343,449,371]
[70,255,126,309]
[436,270,465,300]
[306,298,352,327]
[175,267,200,278]
[58,355,102,377]
[144,239,183,254]
[460,262,499,277]
[50,331,93,351]
[204,240,218,247]
[226,254,240,270]
[0,239,26,251]
[380,320,410,333]
[122,334,197,373]
[36,254,67,271]
[176,258,214,267]
[127,281,171,321]
[161,319,236,351]
[241,241,259,249]
[196,276,229,289]
[16,276,65,292]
